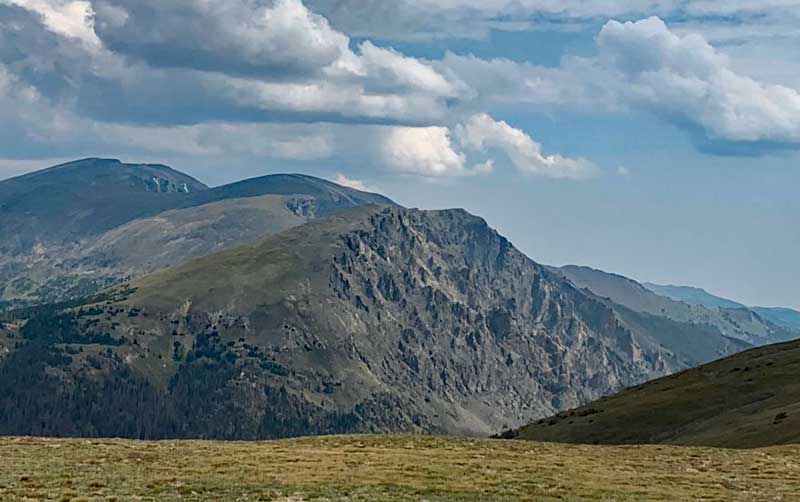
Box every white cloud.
[598,17,800,144]
[92,0,349,78]
[437,53,611,108]
[616,165,631,176]
[3,0,461,127]
[337,42,459,98]
[380,126,468,177]
[87,0,462,118]
[334,173,366,190]
[217,74,451,123]
[333,173,380,193]
[6,0,101,48]
[0,43,601,181]
[0,63,83,152]
[434,15,800,151]
[455,114,597,179]
[24,2,798,176]
[375,114,594,179]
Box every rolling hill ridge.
[512,338,800,448]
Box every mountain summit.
[0,160,393,308]
[0,158,207,254]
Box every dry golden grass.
[1,435,799,501]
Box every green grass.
[2,435,799,501]
[516,339,800,448]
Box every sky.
[0,0,798,309]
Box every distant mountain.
[645,282,800,333]
[0,159,394,308]
[643,283,746,309]
[510,338,800,448]
[182,172,394,214]
[0,206,747,439]
[752,308,800,331]
[0,158,207,255]
[553,266,795,346]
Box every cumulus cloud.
[333,173,380,193]
[5,0,100,47]
[434,16,800,151]
[1,0,461,128]
[89,0,462,114]
[340,41,459,97]
[437,53,610,108]
[380,126,469,177]
[24,2,799,175]
[0,75,587,182]
[0,62,85,157]
[374,114,592,179]
[92,0,349,79]
[455,114,597,179]
[436,15,800,153]
[216,74,452,124]
[598,17,800,145]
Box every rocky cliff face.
[0,206,746,439]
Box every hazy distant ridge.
[644,282,800,331]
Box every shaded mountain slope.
[611,305,748,369]
[554,265,795,345]
[0,206,747,439]
[513,339,800,448]
[71,194,309,278]
[0,160,395,308]
[0,195,312,305]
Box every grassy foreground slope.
[516,339,800,448]
[2,435,799,501]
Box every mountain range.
[552,266,795,346]
[644,282,800,331]
[0,158,797,439]
[0,158,392,309]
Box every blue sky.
[1,0,798,309]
